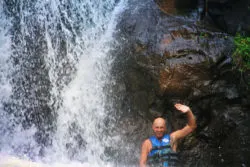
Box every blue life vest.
[147,134,178,167]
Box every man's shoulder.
[142,138,152,147]
[142,139,152,151]
[143,138,151,144]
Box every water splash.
[0,0,128,166]
[44,0,127,164]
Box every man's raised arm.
[171,103,197,140]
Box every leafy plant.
[232,34,250,72]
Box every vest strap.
[148,152,178,161]
[151,145,171,151]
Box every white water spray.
[0,0,128,166]
[45,0,127,165]
[0,0,14,153]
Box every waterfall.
[0,0,128,166]
[0,0,14,155]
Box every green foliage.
[232,34,250,72]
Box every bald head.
[153,117,166,128]
[152,117,167,139]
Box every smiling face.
[152,118,167,139]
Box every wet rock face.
[201,0,250,35]
[111,0,250,166]
[155,0,250,35]
[154,0,197,14]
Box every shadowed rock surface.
[156,0,250,35]
[198,0,250,35]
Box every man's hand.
[174,103,190,113]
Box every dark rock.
[110,0,250,166]
[154,0,198,14]
[203,0,250,35]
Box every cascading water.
[0,0,129,166]
[0,0,13,153]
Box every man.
[140,103,197,167]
